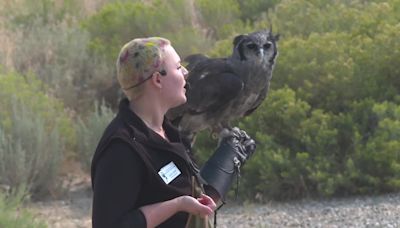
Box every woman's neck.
[129,98,168,139]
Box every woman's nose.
[182,66,189,79]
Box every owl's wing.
[185,54,209,71]
[185,59,244,114]
[243,82,269,116]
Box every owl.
[167,29,279,147]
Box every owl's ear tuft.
[274,34,280,42]
[233,34,247,47]
[233,34,248,61]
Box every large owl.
[167,29,279,147]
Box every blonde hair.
[116,37,171,100]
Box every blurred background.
[0,0,399,226]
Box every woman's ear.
[151,72,163,88]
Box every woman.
[91,37,217,228]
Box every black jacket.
[91,98,199,228]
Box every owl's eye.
[263,43,271,49]
[246,43,257,49]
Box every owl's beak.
[258,48,264,58]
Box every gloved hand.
[200,127,256,200]
[218,127,256,165]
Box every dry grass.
[80,0,112,15]
[0,0,111,70]
[0,28,14,69]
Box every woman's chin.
[179,97,187,105]
[171,97,187,108]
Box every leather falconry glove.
[200,127,256,200]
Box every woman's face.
[160,45,188,108]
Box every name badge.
[158,161,181,184]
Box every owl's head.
[232,29,279,66]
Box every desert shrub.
[0,71,75,148]
[235,88,400,200]
[83,0,213,64]
[0,101,63,198]
[269,0,400,38]
[351,101,400,193]
[1,0,83,28]
[75,101,115,171]
[273,28,400,110]
[236,0,281,22]
[0,71,72,198]
[6,20,114,112]
[194,0,243,39]
[237,87,312,199]
[0,0,117,112]
[0,188,46,228]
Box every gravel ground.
[217,193,400,228]
[28,174,400,228]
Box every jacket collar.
[117,98,191,161]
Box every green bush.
[270,0,400,38]
[0,71,72,198]
[237,87,313,199]
[268,0,400,108]
[236,0,281,22]
[75,101,115,172]
[0,0,116,112]
[351,101,400,193]
[0,101,63,198]
[0,188,46,228]
[0,71,75,148]
[1,0,83,28]
[83,0,212,63]
[234,88,400,200]
[5,20,113,112]
[194,0,243,39]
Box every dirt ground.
[28,161,93,228]
[27,161,400,228]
